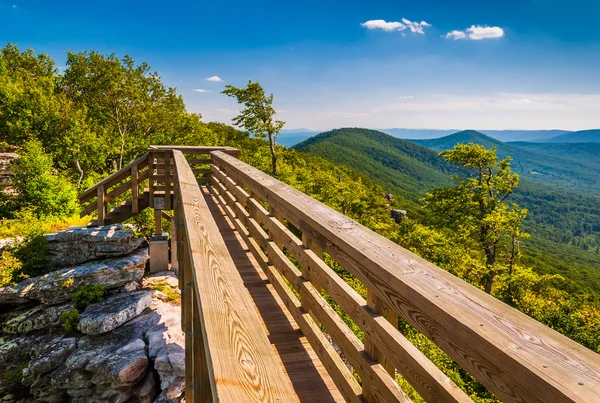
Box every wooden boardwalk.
[80,145,600,403]
[203,187,344,402]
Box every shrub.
[60,308,80,332]
[151,279,181,305]
[0,250,24,287]
[71,284,105,310]
[12,139,79,218]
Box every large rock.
[146,299,185,399]
[0,247,148,305]
[79,290,153,335]
[46,224,145,266]
[1,302,72,334]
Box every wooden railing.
[78,145,600,403]
[208,150,600,403]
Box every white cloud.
[361,20,404,31]
[398,95,413,99]
[192,88,210,93]
[401,18,431,34]
[446,30,467,40]
[467,25,504,40]
[205,76,224,82]
[12,4,16,8]
[361,19,430,34]
[446,25,504,40]
[323,111,370,117]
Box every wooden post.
[154,208,162,236]
[97,185,105,226]
[183,244,194,402]
[164,151,171,210]
[149,152,155,208]
[131,164,139,214]
[363,290,397,400]
[170,215,178,275]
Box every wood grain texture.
[211,150,600,403]
[172,151,298,402]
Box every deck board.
[202,186,345,402]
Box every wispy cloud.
[12,4,17,8]
[205,76,224,82]
[446,25,504,40]
[398,95,413,99]
[322,111,370,117]
[192,88,210,93]
[361,19,431,34]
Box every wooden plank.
[154,209,162,235]
[96,185,105,226]
[211,150,600,403]
[131,165,139,214]
[138,168,150,182]
[79,154,148,204]
[188,158,211,165]
[171,150,298,402]
[105,178,132,203]
[150,145,239,155]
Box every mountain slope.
[294,128,455,204]
[545,129,600,143]
[294,127,600,292]
[411,130,600,195]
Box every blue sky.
[1,0,599,130]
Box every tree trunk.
[268,132,277,176]
[484,271,496,294]
[73,154,84,188]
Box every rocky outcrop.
[391,209,407,223]
[0,225,184,403]
[46,224,145,266]
[2,302,72,334]
[79,290,153,335]
[0,246,148,306]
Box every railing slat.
[211,150,600,403]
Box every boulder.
[46,224,145,266]
[1,302,72,334]
[145,299,185,399]
[66,310,160,388]
[79,290,153,335]
[29,337,77,377]
[0,247,148,305]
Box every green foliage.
[71,284,105,310]
[0,250,24,287]
[11,139,79,217]
[60,308,80,332]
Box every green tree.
[425,143,527,293]
[61,51,187,170]
[222,80,284,175]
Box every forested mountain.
[508,141,600,163]
[295,128,600,291]
[545,129,600,143]
[412,130,600,195]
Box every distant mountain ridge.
[279,128,599,147]
[411,130,600,195]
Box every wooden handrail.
[171,150,297,402]
[210,150,600,403]
[79,154,150,204]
